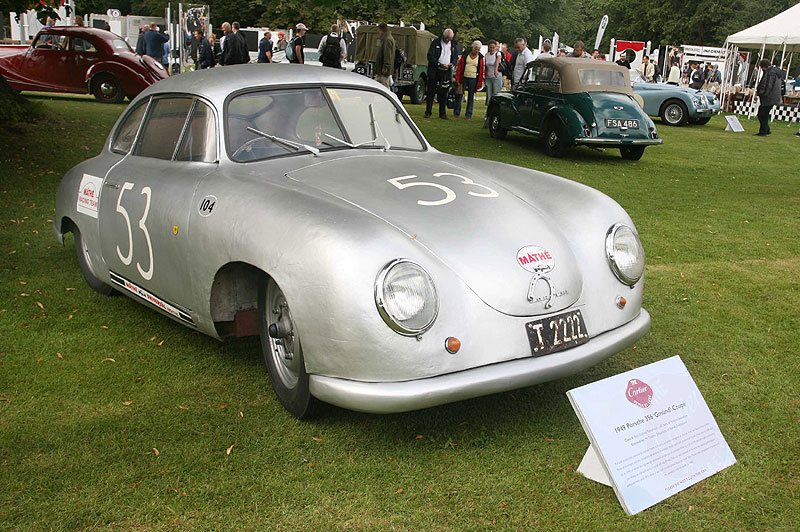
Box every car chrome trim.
[576,138,662,146]
[374,259,439,337]
[605,223,643,286]
[309,310,651,413]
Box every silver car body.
[54,64,650,414]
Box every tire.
[410,76,425,104]
[542,119,569,158]
[487,105,507,139]
[659,100,688,126]
[620,146,646,160]
[91,74,125,104]
[73,226,115,296]
[258,277,318,418]
[689,116,711,125]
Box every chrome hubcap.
[548,130,558,147]
[666,105,682,123]
[267,285,300,388]
[100,82,115,97]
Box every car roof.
[135,63,391,103]
[527,56,633,95]
[38,26,117,39]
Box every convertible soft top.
[529,56,633,95]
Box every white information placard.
[567,356,736,515]
[724,115,745,132]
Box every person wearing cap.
[277,32,288,51]
[454,40,484,120]
[374,23,396,89]
[291,24,308,64]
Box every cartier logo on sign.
[625,379,653,409]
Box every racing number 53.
[115,182,154,281]
[387,172,499,206]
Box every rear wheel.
[258,277,318,419]
[542,119,569,158]
[689,116,711,125]
[660,100,688,126]
[487,106,507,139]
[73,225,114,296]
[91,74,125,104]
[410,76,425,104]
[620,146,646,160]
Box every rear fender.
[85,61,149,97]
[543,106,585,138]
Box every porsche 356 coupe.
[55,65,650,417]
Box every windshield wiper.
[323,133,376,148]
[246,127,319,157]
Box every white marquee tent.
[721,1,800,115]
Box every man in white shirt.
[318,24,347,68]
[513,38,534,87]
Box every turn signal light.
[616,296,627,309]
[445,337,461,354]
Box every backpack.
[321,35,341,67]
[285,39,296,62]
[499,53,511,78]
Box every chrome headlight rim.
[375,259,439,336]
[605,223,644,287]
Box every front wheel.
[91,74,125,104]
[487,106,507,139]
[542,119,569,158]
[74,225,115,296]
[689,116,711,125]
[620,146,646,160]
[660,100,688,126]
[258,278,318,418]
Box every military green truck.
[353,25,435,104]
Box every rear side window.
[111,102,148,154]
[73,37,97,52]
[135,98,193,160]
[176,101,217,162]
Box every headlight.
[691,97,700,106]
[375,259,439,335]
[605,224,644,286]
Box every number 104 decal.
[387,172,499,206]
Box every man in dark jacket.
[221,22,248,65]
[374,23,395,89]
[755,59,783,136]
[135,25,149,56]
[143,23,168,61]
[194,29,214,69]
[258,31,273,63]
[424,28,457,119]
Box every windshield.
[629,69,645,83]
[113,38,132,52]
[578,69,627,87]
[227,88,423,162]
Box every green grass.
[1,93,798,531]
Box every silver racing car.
[54,65,650,417]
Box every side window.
[73,38,97,52]
[525,65,539,83]
[176,101,218,162]
[537,67,561,91]
[35,34,67,50]
[135,98,193,160]
[111,101,148,154]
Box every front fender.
[85,61,150,97]
[490,93,516,128]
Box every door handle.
[104,182,120,189]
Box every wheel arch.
[209,261,270,338]
[658,97,688,117]
[85,62,148,97]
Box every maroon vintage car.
[0,26,167,103]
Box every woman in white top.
[484,39,503,106]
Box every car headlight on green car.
[606,224,644,286]
[375,259,439,335]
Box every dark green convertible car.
[487,57,663,160]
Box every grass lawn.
[0,92,798,531]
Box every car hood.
[633,82,701,95]
[286,153,583,316]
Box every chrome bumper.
[310,309,651,414]
[576,138,663,146]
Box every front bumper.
[309,309,651,414]
[576,138,663,147]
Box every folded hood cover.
[286,154,583,316]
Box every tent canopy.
[725,2,800,52]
